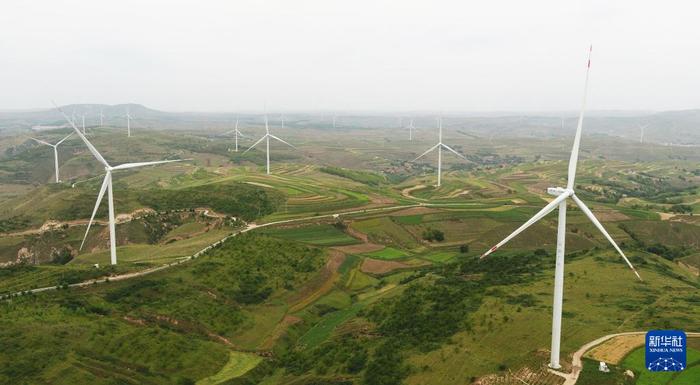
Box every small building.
[599,362,610,373]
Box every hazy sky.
[2,0,699,112]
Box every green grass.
[421,251,456,263]
[576,358,633,385]
[72,228,233,266]
[196,351,262,385]
[392,215,423,225]
[673,365,700,385]
[0,234,325,384]
[297,302,365,349]
[347,270,379,291]
[364,247,407,260]
[622,346,700,385]
[351,217,419,249]
[259,224,359,246]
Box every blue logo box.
[645,330,686,372]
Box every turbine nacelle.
[547,187,570,197]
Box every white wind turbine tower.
[30,133,73,183]
[411,117,465,187]
[222,117,245,152]
[408,118,415,141]
[54,103,183,265]
[243,115,295,175]
[638,123,648,143]
[126,108,133,137]
[479,47,642,370]
[99,109,105,127]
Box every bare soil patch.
[361,258,411,275]
[592,210,630,222]
[369,194,396,204]
[585,334,645,364]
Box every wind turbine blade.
[441,144,466,159]
[412,143,439,162]
[56,132,73,145]
[30,137,53,146]
[220,129,237,136]
[80,174,110,250]
[111,159,183,170]
[570,194,642,281]
[566,46,592,189]
[269,134,296,149]
[236,129,245,138]
[52,101,110,167]
[242,135,267,154]
[481,191,571,259]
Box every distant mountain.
[1,105,699,145]
[0,103,171,132]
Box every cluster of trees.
[266,249,550,385]
[670,204,693,214]
[49,247,73,265]
[0,215,31,232]
[618,223,693,261]
[283,335,369,377]
[141,213,183,244]
[58,181,283,222]
[138,182,284,221]
[198,234,324,304]
[421,228,444,242]
[645,243,692,261]
[584,175,694,204]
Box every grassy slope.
[0,234,326,385]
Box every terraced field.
[259,224,360,246]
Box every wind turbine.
[479,46,642,370]
[411,117,465,187]
[99,109,105,127]
[54,102,183,265]
[81,113,86,134]
[638,123,648,143]
[29,133,73,183]
[243,115,295,175]
[126,108,133,137]
[222,117,245,152]
[408,118,415,141]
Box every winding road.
[2,202,474,299]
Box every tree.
[422,228,445,242]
